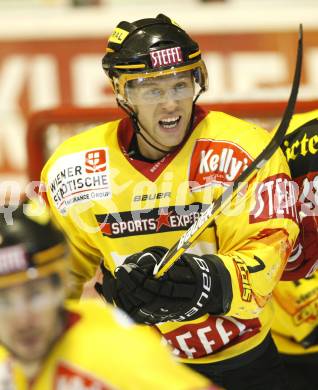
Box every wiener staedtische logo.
[47,148,111,215]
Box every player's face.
[128,71,195,156]
[0,277,64,363]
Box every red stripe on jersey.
[160,315,261,359]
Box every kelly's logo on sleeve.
[188,139,253,191]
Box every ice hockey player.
[40,14,299,389]
[271,109,318,390]
[0,201,218,390]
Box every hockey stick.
[153,25,303,279]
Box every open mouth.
[16,329,42,347]
[159,116,181,129]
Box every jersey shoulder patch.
[46,147,112,215]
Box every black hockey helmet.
[0,201,68,289]
[102,14,208,103]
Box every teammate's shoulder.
[67,298,163,336]
[65,299,135,330]
[0,344,9,365]
[286,109,318,136]
[64,299,162,354]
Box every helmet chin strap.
[131,112,172,155]
[117,98,173,155]
[117,87,203,158]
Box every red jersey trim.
[65,309,82,330]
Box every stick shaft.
[154,25,303,278]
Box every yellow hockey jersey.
[41,106,299,365]
[272,109,318,354]
[0,299,215,390]
[272,271,318,355]
[279,109,318,280]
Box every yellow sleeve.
[65,300,219,390]
[65,233,101,299]
[121,325,217,389]
[215,145,299,318]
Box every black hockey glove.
[112,246,232,324]
[95,248,166,323]
[94,262,143,319]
